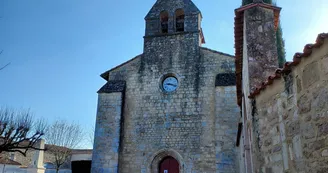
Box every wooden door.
[159,157,179,173]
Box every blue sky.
[0,0,327,148]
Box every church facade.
[91,0,240,173]
[91,0,328,173]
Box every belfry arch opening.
[160,11,169,33]
[159,156,179,173]
[175,9,185,32]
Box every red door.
[159,157,179,173]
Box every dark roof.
[98,80,126,93]
[200,47,234,58]
[100,54,143,81]
[249,33,328,98]
[71,149,93,155]
[145,0,201,20]
[0,157,21,166]
[234,2,281,106]
[45,144,70,152]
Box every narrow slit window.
[160,11,169,33]
[175,9,185,32]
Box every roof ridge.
[235,2,281,13]
[200,47,235,58]
[249,33,328,98]
[100,54,143,80]
[0,157,22,165]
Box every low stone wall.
[0,165,71,173]
[252,38,328,172]
[0,164,25,173]
[45,169,71,173]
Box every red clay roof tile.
[248,33,328,98]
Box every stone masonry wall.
[240,5,280,173]
[99,46,239,173]
[91,93,123,173]
[244,6,279,92]
[145,0,200,37]
[252,38,328,173]
[215,86,240,173]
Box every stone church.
[91,0,328,173]
[91,0,239,172]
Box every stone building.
[0,140,92,173]
[92,0,240,173]
[92,0,328,173]
[234,1,328,173]
[246,33,328,173]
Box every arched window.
[175,9,185,32]
[160,11,169,33]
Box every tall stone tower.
[234,1,281,172]
[92,0,240,173]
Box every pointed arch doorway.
[159,156,179,173]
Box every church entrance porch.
[159,157,179,173]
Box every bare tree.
[0,51,10,71]
[45,120,83,173]
[0,108,46,156]
[88,126,95,148]
[0,16,9,71]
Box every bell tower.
[144,0,205,45]
[140,0,206,83]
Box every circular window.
[162,76,178,92]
